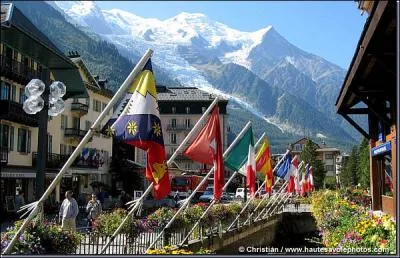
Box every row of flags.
[102,58,315,200]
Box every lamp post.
[23,79,66,200]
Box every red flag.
[287,156,298,193]
[184,106,224,200]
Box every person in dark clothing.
[97,188,105,205]
[120,191,131,209]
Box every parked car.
[199,186,230,203]
[235,188,251,198]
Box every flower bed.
[1,220,83,254]
[146,245,214,254]
[311,190,396,254]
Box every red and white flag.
[183,106,224,200]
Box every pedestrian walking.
[59,190,79,232]
[86,193,102,231]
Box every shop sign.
[371,142,391,156]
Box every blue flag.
[275,153,292,180]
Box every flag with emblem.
[224,127,256,196]
[111,59,170,199]
[183,106,224,200]
[255,137,274,194]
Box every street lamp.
[23,79,66,200]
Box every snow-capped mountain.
[52,1,114,34]
[51,1,360,143]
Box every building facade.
[52,52,113,202]
[291,137,341,179]
[1,3,86,214]
[133,86,229,188]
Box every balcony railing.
[0,100,39,127]
[71,102,89,115]
[32,152,100,169]
[1,146,8,166]
[0,54,50,85]
[166,124,193,131]
[64,128,88,138]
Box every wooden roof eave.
[335,0,386,114]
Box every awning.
[1,3,87,98]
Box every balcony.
[32,152,99,169]
[71,102,89,116]
[0,100,39,127]
[0,54,50,85]
[166,124,193,131]
[1,147,8,166]
[64,128,88,138]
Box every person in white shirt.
[59,190,79,232]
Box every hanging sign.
[371,142,391,156]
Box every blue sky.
[96,1,368,69]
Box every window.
[9,126,14,151]
[382,155,392,196]
[172,107,176,114]
[60,144,68,155]
[61,115,68,129]
[11,85,16,102]
[185,163,191,170]
[1,124,9,149]
[171,133,177,144]
[294,144,302,151]
[85,98,90,107]
[1,81,10,100]
[185,119,191,129]
[73,98,79,103]
[47,134,52,154]
[72,117,80,129]
[19,88,27,104]
[17,128,30,153]
[171,119,176,128]
[325,165,334,171]
[85,121,91,131]
[102,103,107,111]
[185,107,190,114]
[325,154,334,159]
[93,99,101,112]
[202,107,206,113]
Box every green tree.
[299,140,327,189]
[341,146,360,187]
[358,138,370,188]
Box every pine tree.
[341,146,360,187]
[358,138,370,188]
[299,140,327,189]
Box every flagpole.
[255,160,304,221]
[177,132,266,246]
[245,177,284,224]
[99,97,220,254]
[257,181,289,220]
[226,149,290,231]
[244,155,298,224]
[270,190,293,216]
[2,49,154,255]
[146,121,252,252]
